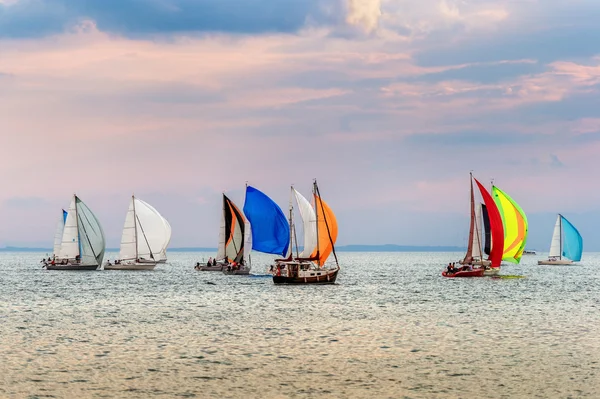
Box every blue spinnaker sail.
[243,186,289,256]
[561,215,583,262]
[63,209,68,223]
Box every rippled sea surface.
[1,251,599,398]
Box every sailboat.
[196,194,249,273]
[443,173,504,277]
[46,194,106,271]
[273,180,340,284]
[105,195,170,271]
[492,185,528,264]
[538,214,583,265]
[242,185,290,276]
[52,209,68,259]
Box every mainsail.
[216,194,246,263]
[474,179,504,268]
[492,186,528,264]
[243,186,290,256]
[58,195,105,266]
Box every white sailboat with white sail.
[46,195,106,271]
[105,195,171,271]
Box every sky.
[1,0,600,251]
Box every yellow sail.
[492,186,528,264]
[310,194,338,267]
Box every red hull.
[442,269,485,278]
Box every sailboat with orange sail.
[273,179,340,284]
[443,173,504,277]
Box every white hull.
[483,268,500,276]
[104,262,157,270]
[460,259,492,267]
[538,259,574,265]
[157,259,167,264]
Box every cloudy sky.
[1,0,599,251]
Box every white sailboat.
[105,195,170,271]
[538,214,583,265]
[46,195,106,271]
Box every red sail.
[474,178,504,268]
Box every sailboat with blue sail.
[538,214,583,265]
[240,185,289,275]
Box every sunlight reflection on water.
[0,251,599,398]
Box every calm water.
[1,251,599,398]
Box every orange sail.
[310,194,338,267]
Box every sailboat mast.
[314,179,339,268]
[313,180,320,261]
[132,195,139,259]
[74,194,80,260]
[464,173,475,263]
[559,214,563,260]
[289,187,299,259]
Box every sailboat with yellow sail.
[273,179,339,284]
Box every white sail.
[76,198,106,266]
[472,202,483,260]
[158,217,171,261]
[59,197,79,260]
[119,197,138,260]
[548,214,562,258]
[53,211,65,256]
[293,188,317,258]
[216,198,227,261]
[133,198,169,260]
[243,220,252,264]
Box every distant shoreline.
[0,245,468,253]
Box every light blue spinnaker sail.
[243,186,290,256]
[561,214,583,262]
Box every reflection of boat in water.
[46,194,105,271]
[446,173,504,278]
[105,196,170,271]
[538,214,582,265]
[272,180,340,285]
